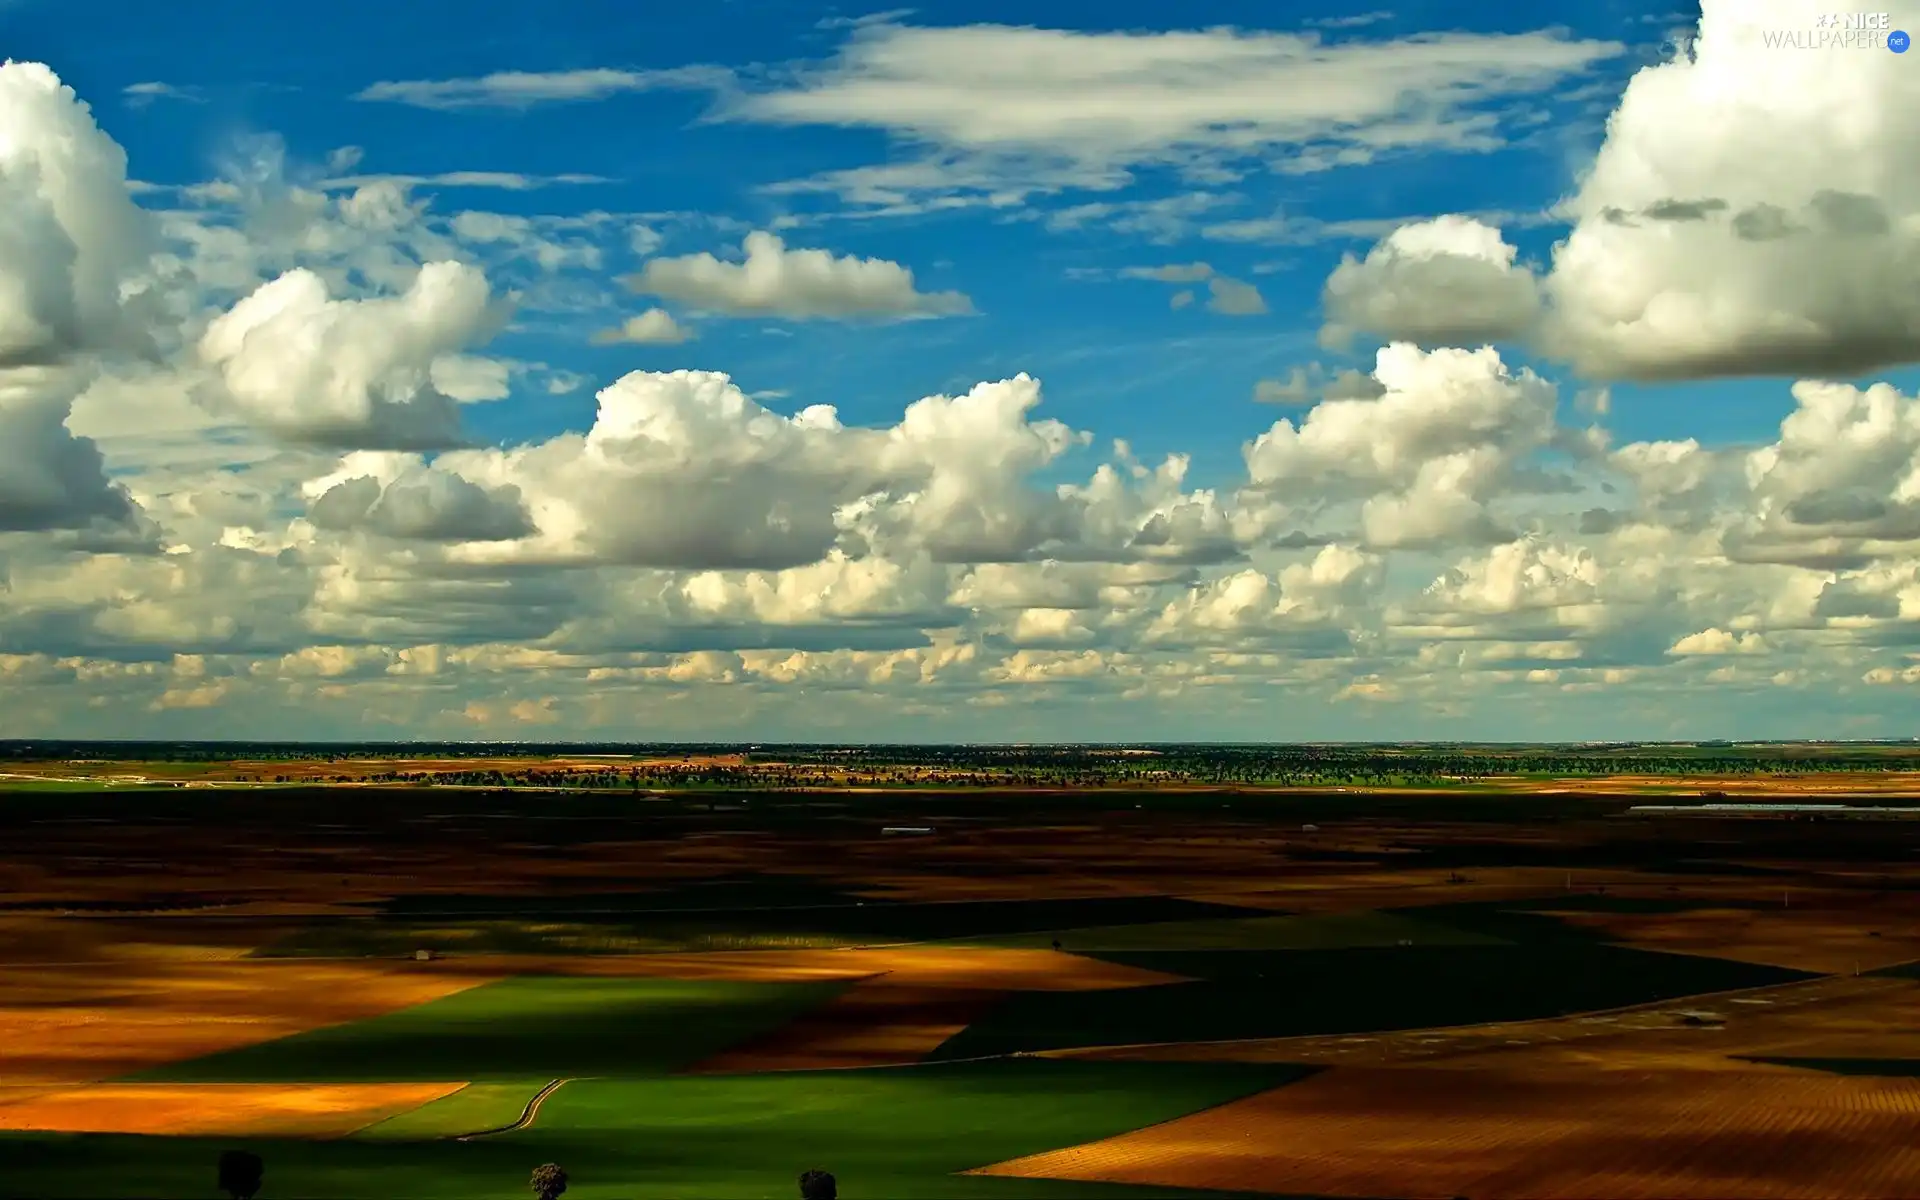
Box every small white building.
[414,948,435,961]
[882,826,935,836]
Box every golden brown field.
[0,951,498,1087]
[1534,903,1920,975]
[436,945,1190,989]
[974,1058,1920,1199]
[0,1082,467,1137]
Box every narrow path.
[453,1078,570,1141]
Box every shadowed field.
[132,975,850,1083]
[685,981,1009,1073]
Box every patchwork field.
[6,778,1920,1196]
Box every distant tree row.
[292,745,1920,792]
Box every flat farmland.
[6,772,1920,1196]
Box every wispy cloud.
[123,81,204,107]
[816,8,916,29]
[353,66,728,111]
[724,22,1626,208]
[1304,11,1394,29]
[1200,206,1565,245]
[1114,262,1266,315]
[320,171,614,191]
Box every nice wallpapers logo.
[1762,12,1911,51]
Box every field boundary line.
[452,1078,569,1140]
[1029,968,1897,1061]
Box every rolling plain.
[5,743,1920,1197]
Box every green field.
[0,777,142,792]
[0,1059,1303,1199]
[135,976,850,1083]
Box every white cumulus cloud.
[1321,215,1540,348]
[1244,343,1558,548]
[197,262,506,450]
[0,61,154,533]
[592,308,693,345]
[626,232,973,321]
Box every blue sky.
[2,0,1919,740]
[7,0,1698,460]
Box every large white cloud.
[0,62,155,366]
[197,262,504,449]
[1145,544,1383,649]
[304,452,534,543]
[1725,380,1920,568]
[625,232,972,320]
[447,369,889,570]
[1244,342,1558,548]
[1330,1,1920,381]
[1542,0,1920,380]
[413,369,1253,574]
[0,62,154,533]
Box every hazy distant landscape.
[9,740,1920,795]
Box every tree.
[529,1162,569,1200]
[798,1168,838,1199]
[216,1150,263,1200]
